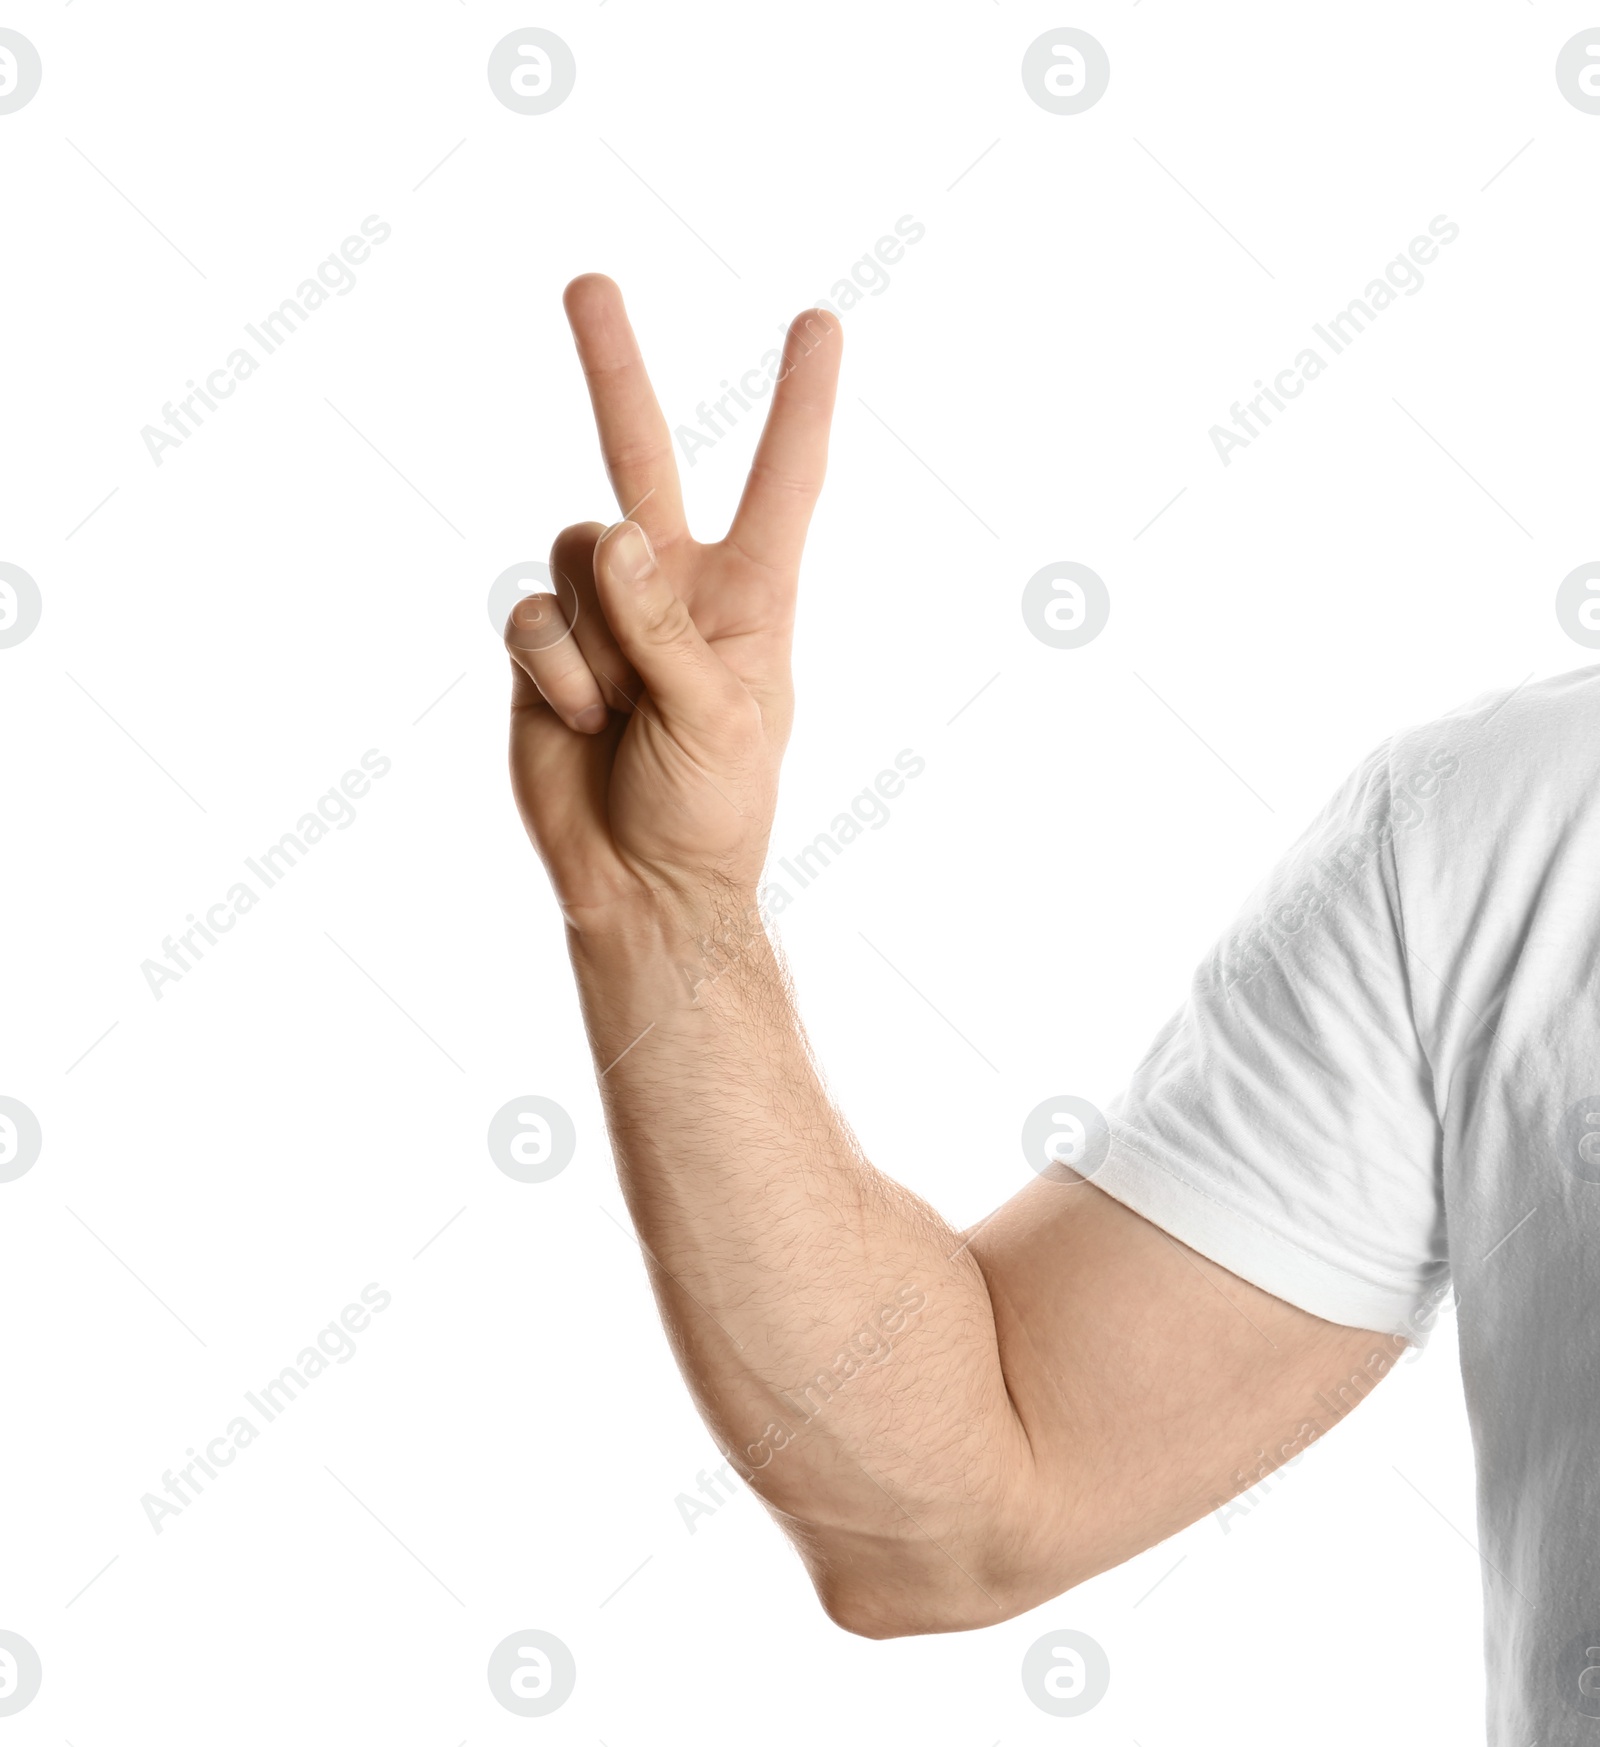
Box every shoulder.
[1388,665,1600,819]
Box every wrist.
[565,882,783,1083]
[565,878,772,992]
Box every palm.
[506,278,842,929]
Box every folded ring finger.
[505,588,608,733]
[556,546,641,717]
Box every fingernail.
[607,521,655,583]
[573,703,608,733]
[510,594,548,630]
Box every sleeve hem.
[1095,1119,1444,1342]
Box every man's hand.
[504,274,842,933]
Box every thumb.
[593,521,744,725]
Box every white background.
[3,0,1592,1739]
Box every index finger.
[725,308,842,574]
[563,274,689,550]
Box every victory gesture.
[501,274,1457,1674]
[505,275,843,937]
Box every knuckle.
[606,436,674,472]
[747,460,818,501]
[549,521,604,566]
[638,591,694,646]
[697,687,767,753]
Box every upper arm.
[851,737,1447,1632]
[965,1168,1404,1611]
[953,738,1451,1612]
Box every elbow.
[789,1472,1085,1638]
[811,1553,1057,1641]
[804,1522,1100,1639]
[816,1581,915,1641]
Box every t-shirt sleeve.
[1093,739,1452,1340]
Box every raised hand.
[505,275,843,938]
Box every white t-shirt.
[1094,665,1600,1743]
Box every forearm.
[570,889,1034,1632]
